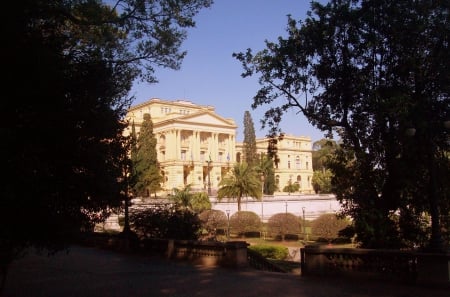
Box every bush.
[198,209,227,240]
[267,213,301,241]
[311,213,351,243]
[130,204,201,240]
[229,211,262,237]
[248,244,289,260]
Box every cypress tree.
[242,111,258,166]
[132,114,163,197]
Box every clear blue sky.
[130,0,328,143]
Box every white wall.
[211,194,341,222]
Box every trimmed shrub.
[248,244,289,260]
[311,213,351,243]
[198,209,227,240]
[267,213,301,241]
[229,211,262,237]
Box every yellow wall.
[125,98,313,194]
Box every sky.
[130,0,328,143]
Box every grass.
[242,236,355,274]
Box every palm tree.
[171,184,194,209]
[217,162,262,211]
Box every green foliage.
[258,154,276,195]
[267,213,301,241]
[248,245,288,260]
[130,205,201,240]
[132,114,163,197]
[233,0,450,249]
[311,169,333,194]
[229,211,262,237]
[266,136,281,168]
[191,191,212,213]
[198,210,227,240]
[312,139,339,172]
[169,184,211,212]
[282,181,300,194]
[311,214,351,244]
[217,162,262,211]
[2,0,212,261]
[311,139,337,194]
[243,111,258,166]
[170,184,194,209]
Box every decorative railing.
[301,247,416,282]
[301,246,450,287]
[78,234,249,268]
[143,239,249,268]
[77,233,449,287]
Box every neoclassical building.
[124,98,314,194]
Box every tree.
[258,154,276,195]
[311,169,333,194]
[233,0,450,250]
[132,113,163,197]
[229,211,262,237]
[312,139,339,173]
[217,162,262,211]
[242,111,258,166]
[267,135,281,169]
[311,139,338,193]
[170,184,194,209]
[190,191,212,213]
[267,213,301,241]
[169,184,211,212]
[282,180,299,195]
[130,120,139,188]
[130,204,201,240]
[1,0,212,284]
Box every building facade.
[236,135,314,194]
[125,98,314,194]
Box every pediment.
[157,111,237,128]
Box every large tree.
[132,114,163,197]
[234,0,450,250]
[1,0,212,279]
[242,111,258,166]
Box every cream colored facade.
[236,135,314,194]
[125,98,314,194]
